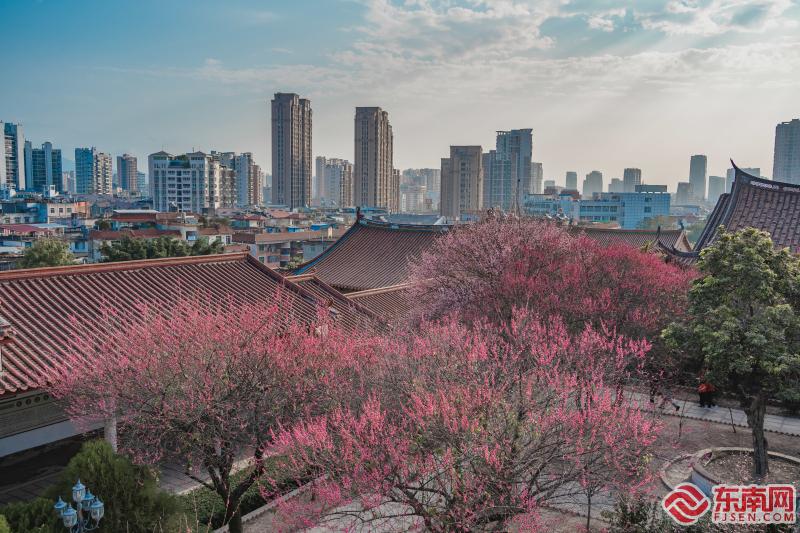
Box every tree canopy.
[664,226,800,477]
[18,239,75,269]
[100,236,224,262]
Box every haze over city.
[3,0,800,188]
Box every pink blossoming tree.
[275,310,662,532]
[46,297,368,533]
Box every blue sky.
[2,0,799,189]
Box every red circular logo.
[662,483,711,525]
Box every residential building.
[1,122,25,191]
[582,170,603,198]
[314,156,326,204]
[150,151,238,212]
[708,175,726,205]
[24,141,62,193]
[623,168,641,193]
[726,167,761,193]
[565,171,578,190]
[317,157,353,207]
[609,178,624,193]
[62,171,76,194]
[675,182,693,205]
[483,129,532,211]
[116,154,138,193]
[689,154,707,201]
[482,149,502,209]
[271,93,312,209]
[773,118,800,184]
[75,147,112,195]
[523,191,670,229]
[217,152,261,207]
[354,107,396,211]
[136,171,147,193]
[400,183,427,213]
[543,179,556,189]
[402,168,440,210]
[441,146,483,219]
[532,161,543,195]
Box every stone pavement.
[626,391,800,436]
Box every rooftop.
[0,254,374,397]
[574,226,693,253]
[293,219,449,291]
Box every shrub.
[46,440,176,532]
[0,497,58,532]
[0,515,8,533]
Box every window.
[644,207,652,213]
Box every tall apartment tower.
[565,171,578,190]
[75,147,112,195]
[217,152,261,207]
[271,93,312,209]
[773,119,800,184]
[532,162,543,195]
[1,122,25,191]
[440,146,483,219]
[150,151,238,212]
[116,154,138,193]
[623,168,642,193]
[582,171,603,198]
[689,155,707,201]
[708,175,726,205]
[24,141,62,193]
[317,157,353,207]
[314,156,326,204]
[354,107,396,211]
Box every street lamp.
[53,480,104,532]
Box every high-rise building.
[354,107,396,211]
[565,171,578,190]
[609,178,624,193]
[485,129,532,211]
[689,155,707,201]
[623,168,641,193]
[582,170,603,198]
[24,141,62,193]
[317,157,353,207]
[75,147,112,195]
[726,167,761,193]
[271,93,312,209]
[217,152,261,207]
[708,175,725,205]
[314,156,326,204]
[150,151,240,212]
[116,154,138,193]
[635,184,668,193]
[62,171,76,195]
[773,119,800,184]
[675,182,693,205]
[1,122,25,191]
[136,172,147,193]
[532,161,543,195]
[441,146,483,219]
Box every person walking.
[698,380,716,408]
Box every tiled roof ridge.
[346,282,414,299]
[358,218,450,233]
[577,227,684,234]
[0,253,247,282]
[281,271,380,320]
[292,222,362,274]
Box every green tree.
[664,227,800,478]
[0,514,13,533]
[685,220,707,245]
[48,440,176,532]
[18,239,75,269]
[100,236,223,262]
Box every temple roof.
[293,219,449,291]
[0,254,373,397]
[575,227,693,253]
[695,164,800,252]
[345,284,413,322]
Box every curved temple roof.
[293,219,449,291]
[696,163,800,252]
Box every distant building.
[623,168,641,193]
[400,183,427,213]
[354,107,396,211]
[403,168,440,210]
[707,175,725,205]
[484,129,532,211]
[271,93,312,209]
[565,171,578,190]
[689,155,707,201]
[773,118,800,184]
[317,157,353,207]
[116,154,138,193]
[582,171,603,198]
[532,162,543,195]
[136,171,147,193]
[524,191,670,229]
[1,122,25,191]
[609,178,624,193]
[726,167,761,193]
[24,141,63,193]
[441,146,483,219]
[150,151,238,212]
[75,147,112,195]
[543,179,556,189]
[62,171,76,194]
[635,184,668,193]
[217,152,261,207]
[675,182,694,205]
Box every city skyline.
[2,0,800,189]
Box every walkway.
[627,391,800,436]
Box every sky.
[2,0,800,190]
